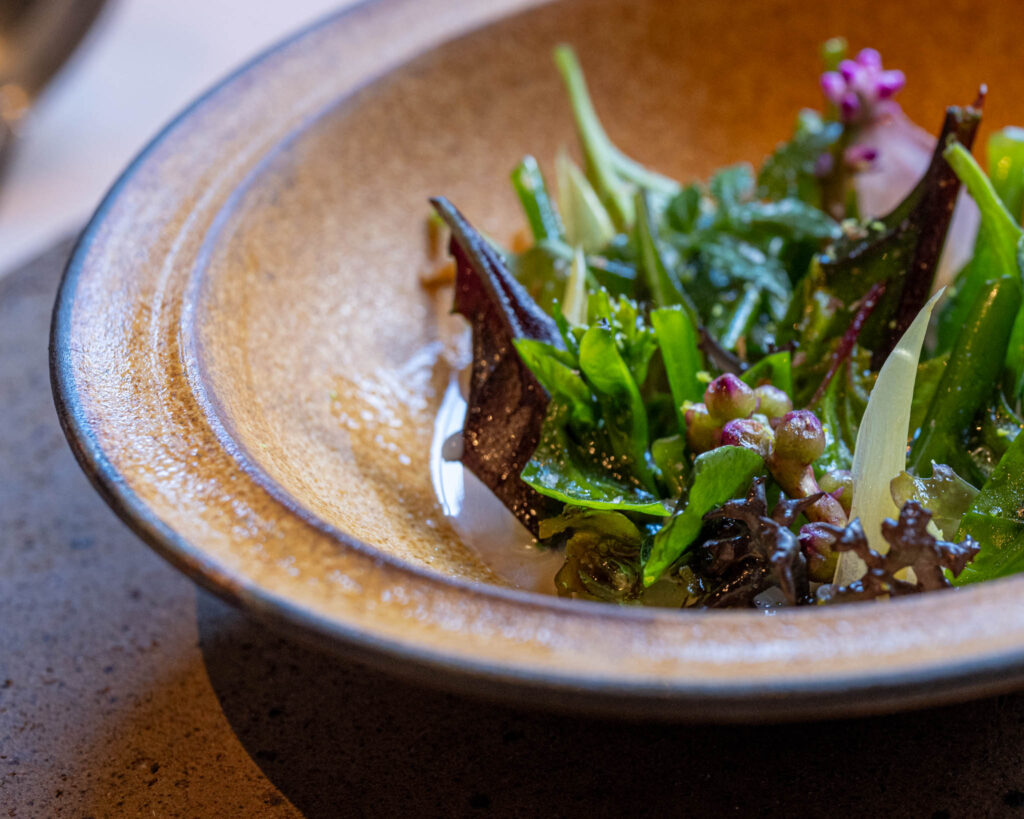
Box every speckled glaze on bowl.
[51,0,1024,721]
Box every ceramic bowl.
[51,0,1024,720]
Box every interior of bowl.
[187,0,1020,590]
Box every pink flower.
[820,48,906,125]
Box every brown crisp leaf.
[819,500,980,603]
[698,477,821,606]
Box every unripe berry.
[773,410,826,465]
[720,418,774,458]
[819,468,853,514]
[799,522,837,556]
[704,374,757,423]
[753,384,793,424]
[684,403,721,454]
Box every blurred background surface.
[0,0,345,276]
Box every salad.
[426,40,1024,608]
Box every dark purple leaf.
[431,197,563,534]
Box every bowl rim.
[48,0,1024,720]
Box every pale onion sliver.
[833,289,945,586]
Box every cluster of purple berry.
[685,374,852,578]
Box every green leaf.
[811,369,854,477]
[643,446,765,585]
[909,354,948,435]
[651,434,689,498]
[539,506,643,543]
[514,338,594,427]
[757,110,841,205]
[699,234,791,301]
[508,244,570,313]
[954,431,1024,583]
[634,190,692,312]
[510,155,564,242]
[578,324,656,491]
[556,151,616,252]
[942,142,1024,392]
[740,350,793,396]
[909,276,1021,477]
[953,513,1024,583]
[730,199,841,242]
[944,142,1023,279]
[709,164,755,214]
[586,290,658,387]
[988,126,1024,225]
[522,403,670,516]
[890,465,978,540]
[650,305,703,430]
[665,185,703,233]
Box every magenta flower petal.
[875,69,906,99]
[844,144,879,170]
[819,71,846,105]
[856,47,882,70]
[840,90,861,122]
[838,58,861,83]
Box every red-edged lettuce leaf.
[819,102,982,367]
[432,197,563,535]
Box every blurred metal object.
[0,0,107,181]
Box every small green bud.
[753,384,793,424]
[720,418,774,458]
[819,468,853,514]
[773,410,826,465]
[684,403,721,453]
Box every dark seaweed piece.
[819,501,980,603]
[696,477,822,606]
[432,197,563,534]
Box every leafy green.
[909,144,1024,477]
[757,109,842,206]
[909,354,948,434]
[552,45,678,230]
[651,434,689,497]
[579,324,656,491]
[643,446,766,586]
[740,350,793,395]
[540,506,645,542]
[649,306,703,430]
[514,338,594,427]
[891,465,978,540]
[522,403,669,516]
[812,371,854,477]
[556,151,616,252]
[954,431,1024,583]
[988,127,1024,224]
[634,190,689,311]
[511,155,564,242]
[730,198,842,243]
[936,140,1023,360]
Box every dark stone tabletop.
[4,240,1024,817]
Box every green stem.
[510,155,564,241]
